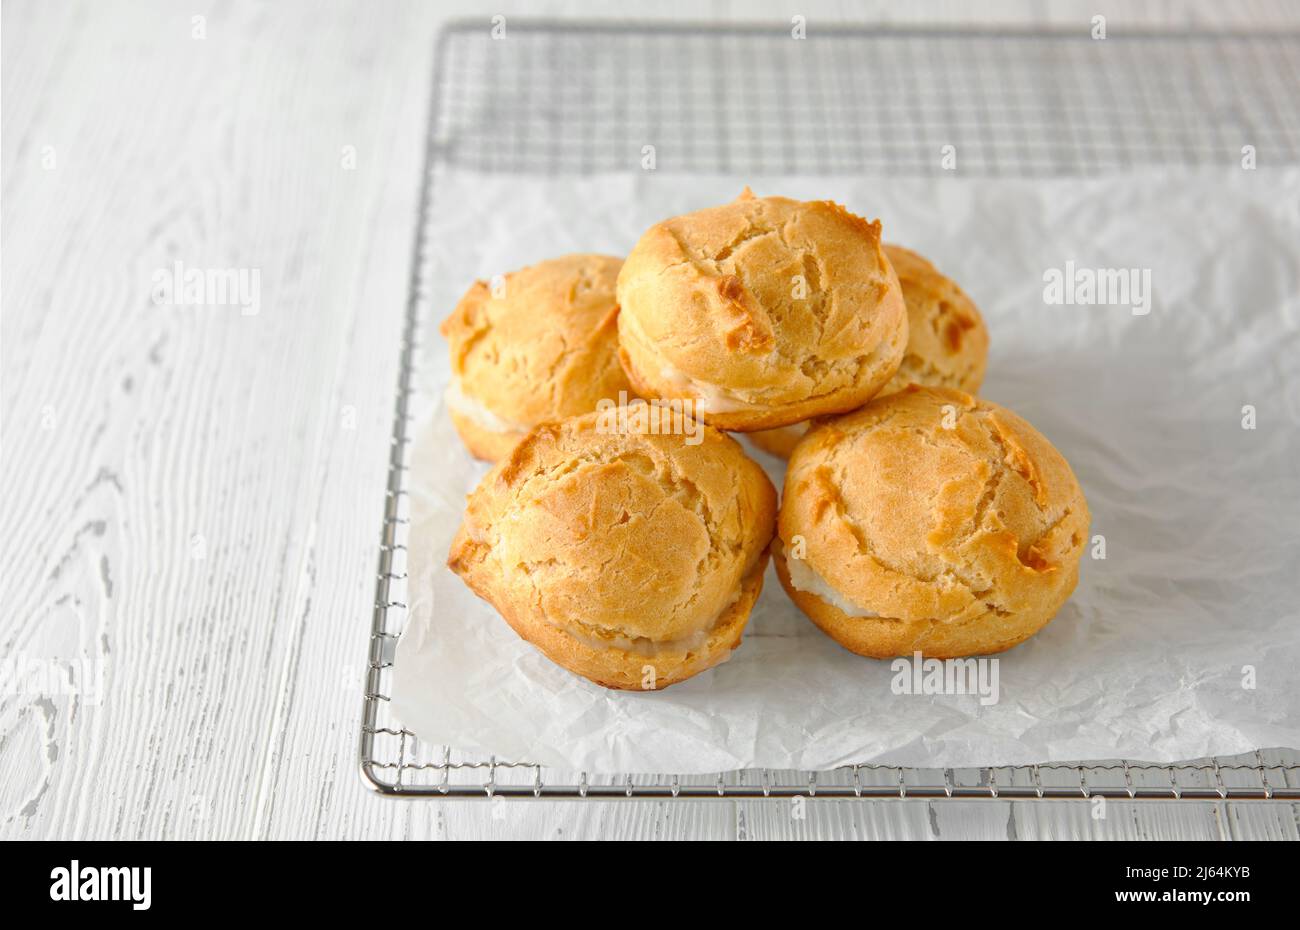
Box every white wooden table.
[4,0,1298,840]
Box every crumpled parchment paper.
[391,168,1300,773]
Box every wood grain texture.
[1,0,434,840]
[3,0,1298,841]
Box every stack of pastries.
[443,190,1088,690]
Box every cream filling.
[621,306,759,414]
[769,422,810,443]
[561,582,745,657]
[445,377,526,435]
[778,539,879,618]
[657,363,755,414]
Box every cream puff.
[440,254,634,461]
[774,386,1089,658]
[448,405,777,689]
[749,244,989,459]
[615,190,908,432]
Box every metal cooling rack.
[359,20,1300,800]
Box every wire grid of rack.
[360,20,1300,800]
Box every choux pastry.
[441,254,633,461]
[750,244,988,458]
[616,190,907,432]
[774,386,1088,658]
[448,406,777,689]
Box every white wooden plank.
[0,0,436,840]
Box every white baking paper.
[391,168,1300,773]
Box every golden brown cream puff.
[441,254,633,461]
[775,386,1088,658]
[616,190,908,432]
[448,406,777,689]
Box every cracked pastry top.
[447,406,777,690]
[615,190,908,432]
[750,243,990,459]
[774,385,1089,658]
[440,254,634,461]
